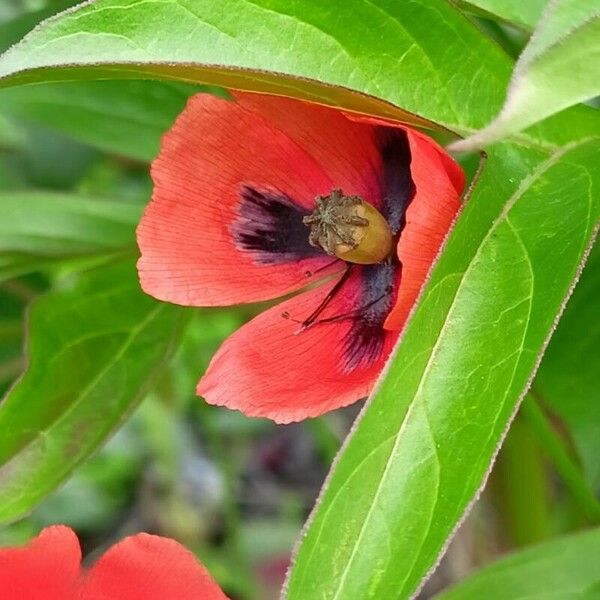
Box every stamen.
[303,258,340,279]
[298,265,353,329]
[308,290,391,327]
[280,266,394,334]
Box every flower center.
[302,189,393,264]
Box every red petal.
[137,92,383,307]
[197,270,400,423]
[0,526,81,600]
[343,112,465,196]
[230,92,383,204]
[409,128,465,195]
[384,129,463,330]
[82,533,228,600]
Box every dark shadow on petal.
[231,185,324,264]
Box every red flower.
[137,93,464,423]
[0,525,227,599]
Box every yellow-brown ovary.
[334,202,393,264]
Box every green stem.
[523,393,600,524]
[492,407,551,547]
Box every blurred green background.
[0,2,598,599]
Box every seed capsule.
[303,189,393,264]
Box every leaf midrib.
[291,140,588,599]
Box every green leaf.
[0,192,141,282]
[0,0,518,135]
[0,260,184,523]
[0,0,598,148]
[285,139,600,599]
[0,0,79,52]
[535,243,600,489]
[434,527,600,600]
[1,0,597,593]
[457,0,546,30]
[0,80,208,161]
[453,0,600,150]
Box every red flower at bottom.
[137,92,465,423]
[0,526,227,599]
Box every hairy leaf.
[0,0,516,135]
[453,0,600,149]
[285,140,600,599]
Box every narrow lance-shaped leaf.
[0,260,185,523]
[453,0,600,150]
[0,0,79,52]
[285,139,600,599]
[434,527,600,600]
[0,0,598,149]
[1,0,598,593]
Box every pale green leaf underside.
[454,0,600,150]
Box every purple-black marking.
[232,185,323,263]
[234,130,415,372]
[377,128,416,235]
[340,129,414,370]
[342,262,397,372]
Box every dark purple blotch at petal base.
[341,129,415,371]
[377,128,416,234]
[231,185,323,264]
[342,261,398,372]
[232,130,415,373]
